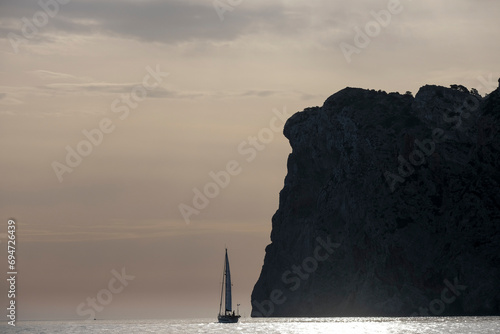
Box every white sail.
[224,249,232,312]
[218,248,240,323]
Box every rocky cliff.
[251,81,500,317]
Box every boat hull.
[218,314,240,323]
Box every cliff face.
[251,83,500,317]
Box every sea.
[1,317,499,333]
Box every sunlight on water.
[3,317,499,334]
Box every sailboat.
[217,248,241,323]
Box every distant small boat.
[217,248,241,323]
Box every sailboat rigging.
[217,248,240,323]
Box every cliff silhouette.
[251,81,500,317]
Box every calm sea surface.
[2,317,499,333]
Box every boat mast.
[219,251,225,316]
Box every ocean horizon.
[2,316,499,333]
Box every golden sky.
[1,0,499,320]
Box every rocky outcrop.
[251,82,500,317]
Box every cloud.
[43,82,140,94]
[2,0,500,55]
[1,81,315,102]
[38,82,206,99]
[0,92,23,105]
[0,0,298,45]
[230,90,322,101]
[32,70,88,81]
[146,88,206,99]
[240,90,278,98]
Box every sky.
[0,0,499,321]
